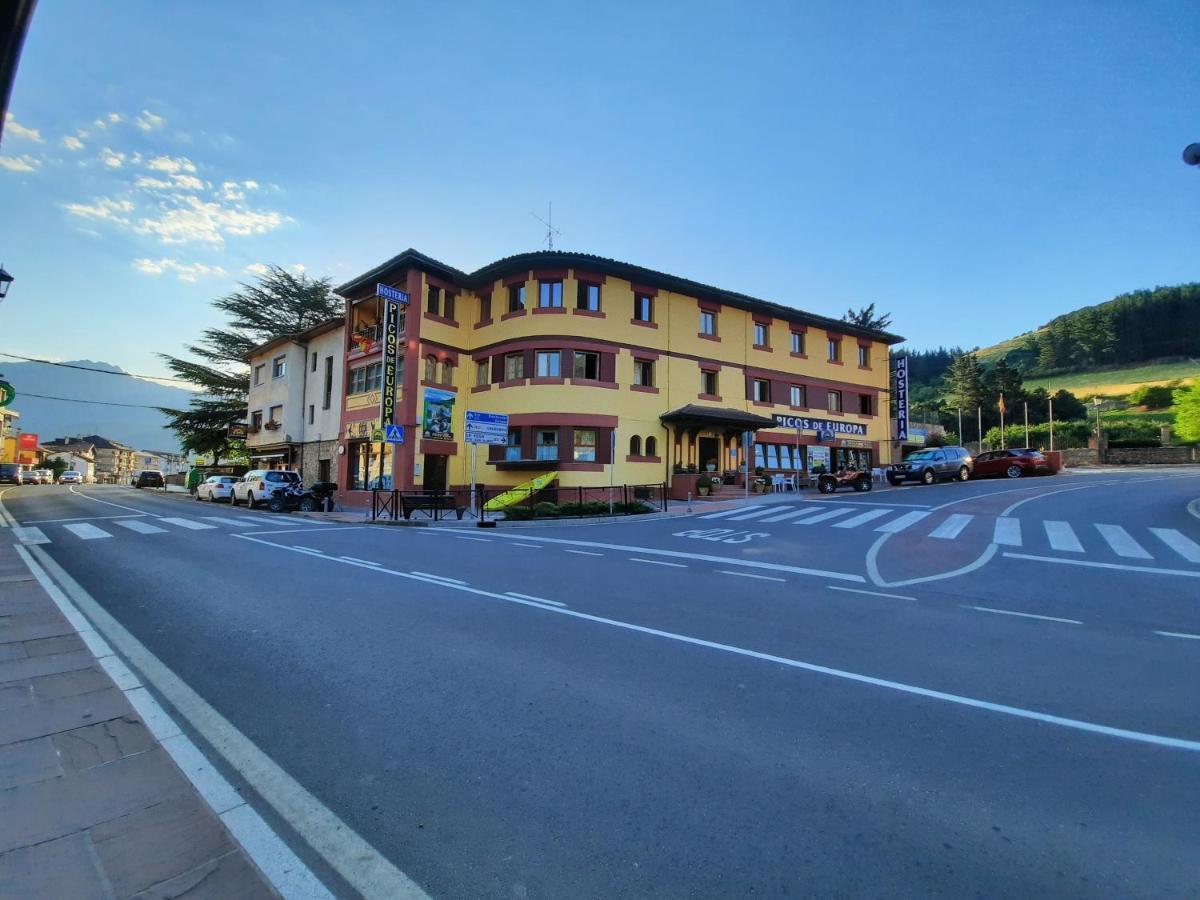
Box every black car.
[134,470,165,488]
[0,463,20,485]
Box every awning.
[250,452,287,460]
[659,404,778,430]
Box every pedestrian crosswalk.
[694,502,1200,567]
[8,514,310,546]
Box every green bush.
[533,501,561,518]
[1128,384,1174,409]
[503,507,535,520]
[696,474,713,489]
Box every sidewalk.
[0,540,278,898]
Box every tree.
[158,266,342,459]
[46,457,69,480]
[1050,388,1087,421]
[843,303,892,331]
[942,351,985,413]
[1173,381,1200,443]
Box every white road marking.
[875,510,931,533]
[564,549,604,556]
[114,519,168,535]
[160,516,217,531]
[19,514,146,524]
[1044,520,1084,553]
[1003,552,1200,579]
[725,506,787,522]
[293,546,325,556]
[453,535,492,542]
[1150,528,1200,564]
[826,585,916,602]
[1095,523,1152,559]
[794,508,854,525]
[759,507,819,523]
[696,507,754,520]
[833,508,892,529]
[339,556,380,565]
[67,486,165,517]
[201,516,263,527]
[228,534,1200,754]
[1155,630,1200,641]
[718,570,786,582]
[511,543,540,549]
[630,557,687,567]
[504,591,567,607]
[62,523,113,540]
[929,513,973,540]
[11,526,50,544]
[966,605,1082,625]
[411,571,467,584]
[992,517,1022,546]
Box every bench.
[398,492,467,521]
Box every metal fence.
[371,482,668,522]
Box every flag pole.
[977,406,983,451]
[999,393,1006,450]
[1024,401,1029,448]
[957,407,963,449]
[1048,394,1055,451]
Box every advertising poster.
[422,388,455,441]
[807,444,831,473]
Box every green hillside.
[1021,360,1199,398]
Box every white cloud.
[220,180,245,200]
[65,197,135,224]
[135,194,286,245]
[0,155,41,172]
[171,173,205,191]
[5,114,42,142]
[135,175,173,190]
[62,135,85,151]
[133,257,228,282]
[108,113,122,124]
[245,262,269,275]
[242,179,259,190]
[290,263,307,274]
[135,110,165,131]
[100,147,125,169]
[146,154,197,174]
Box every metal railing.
[371,483,668,522]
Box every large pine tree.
[942,351,986,413]
[158,266,343,460]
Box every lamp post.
[0,265,13,303]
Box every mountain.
[0,358,198,451]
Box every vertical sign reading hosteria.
[376,283,409,430]
[894,355,909,441]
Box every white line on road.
[114,519,168,535]
[1044,520,1084,553]
[759,507,819,523]
[1150,528,1200,564]
[1003,552,1200,579]
[833,508,892,529]
[696,506,756,520]
[826,586,916,602]
[564,549,604,556]
[200,516,264,527]
[453,535,493,542]
[411,571,467,584]
[718,570,786,582]
[293,546,325,555]
[339,556,381,565]
[875,510,931,533]
[929,513,973,540]
[504,591,567,607]
[19,514,146,524]
[794,508,854,525]
[67,485,165,517]
[725,506,788,522]
[966,605,1082,625]
[1155,630,1200,641]
[992,517,1022,546]
[230,534,1200,754]
[1095,524,1153,559]
[511,543,540,549]
[630,557,687,567]
[160,516,217,531]
[12,525,49,544]
[62,522,114,540]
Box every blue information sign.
[384,424,405,444]
[376,283,410,304]
[464,410,509,445]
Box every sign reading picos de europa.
[771,414,867,437]
[377,284,409,433]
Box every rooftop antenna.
[530,202,561,250]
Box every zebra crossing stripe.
[62,523,113,540]
[993,518,1022,546]
[696,507,751,520]
[12,526,49,544]
[726,506,789,522]
[1044,521,1084,553]
[159,517,217,531]
[834,508,892,529]
[760,506,819,523]
[1095,524,1152,559]
[875,511,930,533]
[795,508,854,525]
[1150,528,1200,564]
[929,514,973,540]
[115,519,168,534]
[200,516,263,527]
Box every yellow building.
[334,250,903,503]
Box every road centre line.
[1155,630,1200,641]
[340,556,381,565]
[511,543,540,549]
[966,605,1082,625]
[826,586,916,602]
[505,591,567,607]
[411,571,467,584]
[564,549,604,556]
[1003,552,1200,579]
[240,525,365,536]
[293,546,325,555]
[453,535,493,542]
[229,533,1200,753]
[631,557,687,567]
[718,570,786,582]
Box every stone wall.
[1061,448,1102,467]
[1061,445,1199,467]
[298,440,338,485]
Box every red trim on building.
[423,311,458,327]
[503,272,530,287]
[533,268,568,280]
[573,270,607,284]
[507,413,618,426]
[630,318,658,329]
[499,379,527,389]
[629,384,659,394]
[530,376,566,386]
[698,333,721,342]
[420,439,457,455]
[470,384,491,393]
[568,378,618,390]
[697,393,723,402]
[630,282,659,297]
[420,380,457,392]
[500,309,527,321]
[474,319,493,329]
[571,309,606,318]
[532,306,567,315]
[625,454,662,463]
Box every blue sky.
[1,1,1196,379]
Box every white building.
[42,441,97,482]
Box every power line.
[0,351,199,385]
[16,391,177,410]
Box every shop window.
[348,440,394,490]
[791,332,805,354]
[752,379,771,402]
[645,436,657,457]
[504,353,525,380]
[426,286,441,315]
[828,390,842,412]
[778,445,794,470]
[701,370,718,395]
[536,350,561,378]
[424,356,437,382]
[441,359,454,386]
[789,385,805,407]
[859,394,872,415]
[536,430,559,461]
[630,435,642,456]
[272,355,287,378]
[858,345,870,367]
[754,323,768,346]
[476,359,489,386]
[700,310,716,336]
[633,359,654,387]
[573,351,599,380]
[633,293,653,323]
[505,428,521,461]
[766,444,780,468]
[478,294,491,323]
[539,280,563,308]
[508,284,525,312]
[573,429,597,462]
[754,443,766,468]
[348,362,382,394]
[578,282,601,311]
[828,337,842,362]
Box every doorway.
[698,436,720,472]
[424,454,448,493]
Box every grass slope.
[1021,360,1199,397]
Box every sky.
[0,0,1197,380]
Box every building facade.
[73,435,134,483]
[43,442,96,481]
[0,407,19,464]
[332,250,902,505]
[245,317,344,482]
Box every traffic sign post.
[465,411,509,522]
[384,424,405,444]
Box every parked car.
[231,469,301,508]
[58,470,83,484]
[39,469,55,484]
[195,475,239,502]
[971,448,1051,479]
[133,469,165,488]
[888,446,974,485]
[0,463,21,484]
[19,469,40,485]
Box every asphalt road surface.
[4,471,1199,898]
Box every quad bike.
[815,468,873,494]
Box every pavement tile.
[130,849,277,900]
[0,616,74,643]
[53,716,156,773]
[0,746,186,852]
[0,643,26,662]
[0,685,129,744]
[91,792,236,897]
[0,681,32,711]
[0,736,61,790]
[23,632,86,656]
[0,831,108,900]
[0,648,94,683]
[32,666,111,701]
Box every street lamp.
[0,265,12,301]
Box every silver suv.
[888,447,973,486]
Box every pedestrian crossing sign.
[385,424,405,444]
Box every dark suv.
[134,470,165,488]
[0,463,20,485]
[888,447,973,486]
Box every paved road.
[3,472,1199,897]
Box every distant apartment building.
[72,435,136,483]
[0,407,19,464]
[42,440,96,481]
[138,450,187,476]
[245,317,344,482]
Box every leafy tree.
[1127,384,1174,409]
[1050,388,1087,421]
[942,351,985,413]
[46,458,69,480]
[1173,381,1200,443]
[843,303,892,331]
[159,266,342,458]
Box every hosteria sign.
[377,283,408,431]
[772,414,867,437]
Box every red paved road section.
[0,541,278,899]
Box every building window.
[426,285,441,315]
[753,379,771,403]
[700,310,716,336]
[859,394,872,415]
[348,362,383,394]
[536,429,559,460]
[633,359,655,387]
[251,410,263,430]
[539,280,563,308]
[308,404,315,425]
[536,350,561,378]
[253,363,265,385]
[441,360,454,385]
[573,351,599,380]
[701,370,718,396]
[858,345,870,367]
[476,359,489,386]
[577,282,601,311]
[633,293,653,323]
[791,332,805,355]
[272,355,286,379]
[311,352,317,372]
[322,357,333,409]
[478,294,491,323]
[828,337,842,362]
[645,436,657,457]
[828,390,842,412]
[573,429,597,462]
[630,435,642,456]
[754,323,768,346]
[505,428,521,461]
[424,356,437,382]
[348,440,393,490]
[268,404,283,424]
[508,284,526,312]
[790,385,805,407]
[504,352,525,381]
